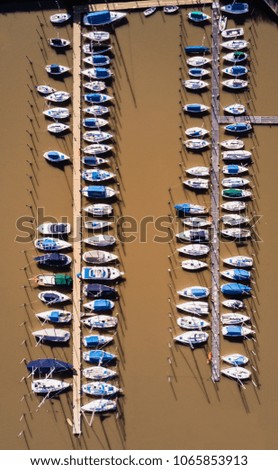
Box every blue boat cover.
[34,253,68,266]
[187,104,202,112]
[226,165,241,174]
[226,123,250,131]
[84,336,104,347]
[85,186,107,198]
[85,94,103,103]
[93,55,107,65]
[42,293,60,302]
[229,355,247,366]
[84,118,98,126]
[93,68,110,79]
[83,156,99,165]
[191,287,207,296]
[175,203,191,214]
[221,283,252,295]
[83,11,111,26]
[87,350,115,363]
[48,151,63,161]
[224,326,243,336]
[49,311,60,322]
[226,3,248,12]
[232,269,251,281]
[26,359,73,374]
[92,299,113,311]
[230,66,246,74]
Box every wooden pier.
[219,115,278,125]
[210,2,221,383]
[72,9,82,436]
[88,0,213,12]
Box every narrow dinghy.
[187,57,211,67]
[221,313,250,325]
[181,260,208,271]
[183,103,209,114]
[83,106,109,116]
[32,379,70,395]
[221,367,251,382]
[176,229,209,243]
[78,267,123,281]
[222,214,250,226]
[83,131,113,143]
[221,201,247,212]
[50,13,71,24]
[83,81,106,92]
[177,286,210,299]
[144,7,157,17]
[188,11,210,23]
[81,68,112,80]
[222,299,245,310]
[32,328,70,343]
[222,27,244,39]
[223,256,253,268]
[83,250,118,265]
[177,316,210,329]
[36,310,72,324]
[182,79,208,91]
[177,244,210,257]
[221,353,249,366]
[43,151,70,163]
[221,283,252,296]
[34,238,71,251]
[83,366,117,381]
[84,204,113,217]
[222,79,248,90]
[48,38,70,48]
[220,140,244,150]
[82,235,116,247]
[27,358,73,375]
[81,399,117,413]
[163,6,179,14]
[38,291,71,305]
[175,203,208,216]
[222,177,250,188]
[82,334,113,348]
[47,123,69,134]
[82,186,116,199]
[45,64,70,75]
[81,315,118,329]
[82,169,115,183]
[83,144,112,155]
[82,156,109,167]
[34,253,72,267]
[183,179,209,190]
[221,40,249,51]
[43,107,70,120]
[83,299,114,311]
[174,331,209,346]
[219,15,227,32]
[223,51,248,63]
[176,301,209,315]
[221,228,251,239]
[185,166,210,177]
[82,31,110,42]
[82,382,121,397]
[224,103,246,115]
[36,85,56,95]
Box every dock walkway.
[210,2,221,383]
[219,115,278,125]
[88,1,213,12]
[72,9,82,436]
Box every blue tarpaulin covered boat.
[221,283,252,296]
[83,10,126,26]
[185,45,210,54]
[26,359,73,374]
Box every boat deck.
[72,9,82,436]
[210,2,221,383]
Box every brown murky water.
[0,5,278,451]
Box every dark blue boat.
[221,283,252,296]
[83,350,116,364]
[225,123,252,133]
[83,283,118,299]
[185,45,210,54]
[34,253,72,267]
[26,358,73,375]
[221,3,249,15]
[175,203,207,216]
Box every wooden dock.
[210,2,221,383]
[219,115,278,125]
[72,9,82,436]
[88,0,213,12]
